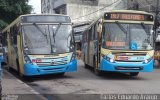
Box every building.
[41,0,127,23]
[127,0,158,12]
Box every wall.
[66,0,127,23]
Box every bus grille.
[112,52,147,56]
[35,57,68,67]
[115,66,143,70]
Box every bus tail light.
[104,56,115,63]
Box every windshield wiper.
[33,23,48,40]
[115,21,128,34]
[52,23,61,43]
[141,22,149,35]
[46,23,61,54]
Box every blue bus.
[2,14,77,77]
[81,10,154,76]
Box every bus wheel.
[129,72,139,76]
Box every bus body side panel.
[17,35,24,75]
[7,31,16,69]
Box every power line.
[72,0,121,20]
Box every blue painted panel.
[100,58,153,72]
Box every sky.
[28,0,41,14]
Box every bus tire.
[129,72,139,76]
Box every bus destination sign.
[104,13,154,21]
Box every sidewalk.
[1,68,46,100]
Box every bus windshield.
[102,23,153,50]
[22,24,74,54]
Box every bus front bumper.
[24,59,77,76]
[100,59,153,72]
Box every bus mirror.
[97,18,103,33]
[97,23,102,40]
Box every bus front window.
[102,23,153,50]
[22,24,74,54]
[130,24,153,50]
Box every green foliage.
[0,0,32,30]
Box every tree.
[0,0,32,30]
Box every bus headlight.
[71,52,76,61]
[24,56,32,63]
[143,58,152,64]
[104,56,115,63]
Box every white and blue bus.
[2,14,77,77]
[81,10,154,76]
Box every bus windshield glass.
[102,23,153,50]
[22,24,74,54]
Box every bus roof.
[2,14,70,33]
[20,13,70,17]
